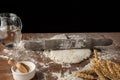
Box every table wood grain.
[0,33,120,80]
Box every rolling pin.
[24,38,113,51]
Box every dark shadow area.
[0,2,104,33]
[31,71,44,80]
[0,1,119,33]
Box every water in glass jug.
[0,13,22,48]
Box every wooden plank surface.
[0,33,120,80]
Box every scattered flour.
[0,55,9,59]
[51,61,94,80]
[50,34,67,39]
[97,51,120,61]
[39,62,50,69]
[52,60,92,80]
[52,70,83,80]
[80,62,92,71]
[68,35,84,39]
[16,40,26,50]
[61,63,71,68]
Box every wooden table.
[0,33,120,80]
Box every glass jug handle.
[14,16,23,30]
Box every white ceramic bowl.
[11,61,36,80]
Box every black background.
[0,1,117,33]
[0,11,97,33]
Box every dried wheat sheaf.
[75,49,120,80]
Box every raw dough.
[43,34,92,64]
[44,49,91,64]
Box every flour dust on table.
[1,34,120,80]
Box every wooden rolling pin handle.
[24,38,113,51]
[93,38,113,46]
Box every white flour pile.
[43,34,92,64]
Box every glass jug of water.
[0,13,22,49]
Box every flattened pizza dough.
[45,49,91,64]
